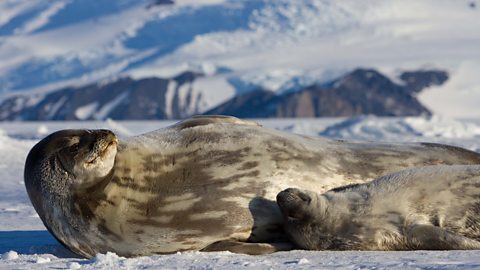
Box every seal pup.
[277,165,480,250]
[24,115,480,257]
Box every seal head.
[277,188,336,250]
[24,129,118,256]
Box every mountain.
[0,68,446,120]
[0,0,479,118]
[0,72,204,120]
[207,69,446,118]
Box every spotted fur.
[24,116,480,257]
[277,165,480,250]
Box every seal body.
[277,165,480,250]
[24,116,480,257]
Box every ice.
[405,115,480,139]
[67,262,81,269]
[1,118,480,269]
[35,256,51,264]
[320,115,423,141]
[1,251,18,260]
[91,252,125,268]
[297,258,310,265]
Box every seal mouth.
[277,188,313,222]
[287,215,302,222]
[284,209,307,222]
[277,191,301,221]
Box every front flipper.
[406,224,480,250]
[201,240,294,255]
[175,115,261,130]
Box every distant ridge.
[206,69,448,118]
[0,68,447,120]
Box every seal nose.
[96,130,117,143]
[84,130,117,153]
[277,188,312,208]
[298,192,312,204]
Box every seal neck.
[320,192,362,234]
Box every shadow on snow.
[0,230,79,258]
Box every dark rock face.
[0,72,203,121]
[207,69,448,118]
[204,90,277,118]
[0,68,448,120]
[399,70,449,94]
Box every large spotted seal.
[24,115,480,258]
[277,165,480,251]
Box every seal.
[277,165,480,250]
[24,115,480,257]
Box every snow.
[1,0,480,116]
[418,61,480,118]
[46,96,67,119]
[35,256,51,264]
[1,251,18,260]
[164,80,176,118]
[67,262,81,269]
[189,74,236,111]
[406,115,480,139]
[234,69,310,94]
[74,102,98,120]
[321,116,480,152]
[2,249,480,270]
[94,92,129,120]
[321,116,422,141]
[2,116,480,269]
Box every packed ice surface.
[2,116,480,269]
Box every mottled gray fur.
[277,165,480,250]
[24,115,480,257]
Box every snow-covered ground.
[1,0,480,117]
[2,116,480,269]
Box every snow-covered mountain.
[0,68,447,120]
[0,0,479,119]
[0,71,205,120]
[207,69,447,118]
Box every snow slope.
[2,116,480,269]
[0,0,479,117]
